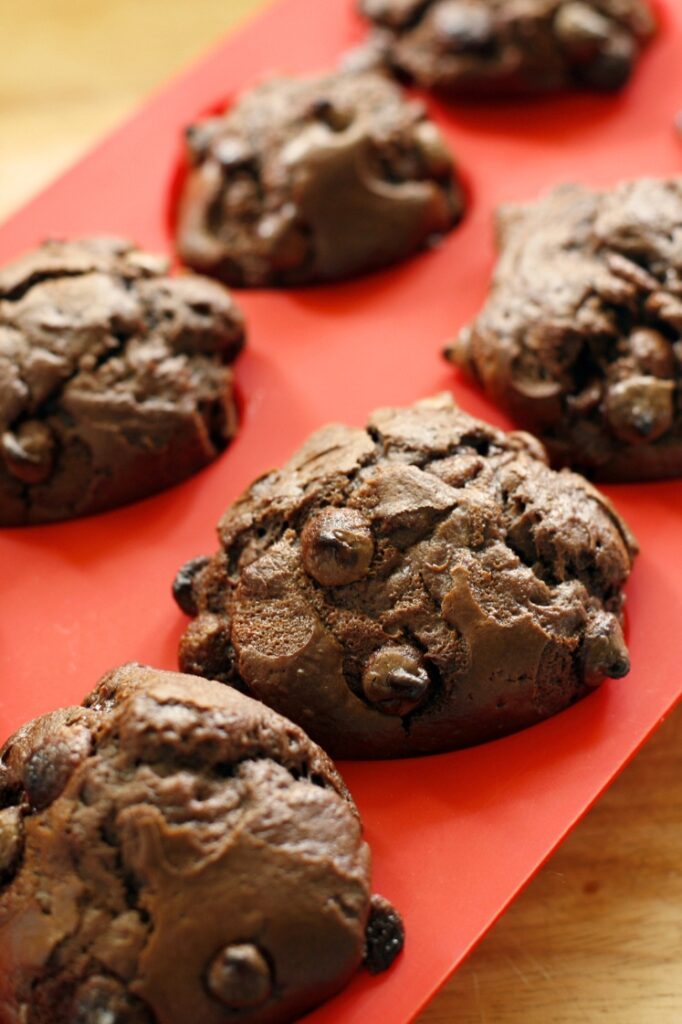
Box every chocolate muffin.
[448,178,682,481]
[175,70,463,286]
[0,238,245,526]
[0,664,403,1024]
[353,0,656,97]
[175,394,637,759]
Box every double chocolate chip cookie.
[175,70,463,286]
[354,0,656,96]
[175,394,637,759]
[0,238,245,525]
[449,178,682,480]
[0,664,403,1024]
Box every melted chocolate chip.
[605,375,675,444]
[172,556,211,616]
[364,894,405,974]
[362,646,431,716]
[206,943,273,1008]
[301,508,375,587]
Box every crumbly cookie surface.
[176,71,462,286]
[449,178,682,480]
[0,238,245,525]
[176,394,637,759]
[354,0,656,96]
[0,664,401,1024]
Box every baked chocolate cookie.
[448,178,682,481]
[175,394,637,759]
[0,663,403,1024]
[175,70,463,286]
[0,238,245,526]
[353,0,655,97]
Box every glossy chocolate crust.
[0,238,245,525]
[175,394,637,759]
[0,664,402,1024]
[354,0,655,97]
[448,179,682,481]
[175,70,463,286]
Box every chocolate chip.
[362,646,431,716]
[172,556,211,616]
[301,509,375,587]
[206,943,273,1008]
[364,894,404,975]
[605,375,675,444]
[70,976,153,1024]
[1,420,56,484]
[0,807,24,885]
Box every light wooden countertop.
[2,3,680,1021]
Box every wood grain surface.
[2,3,680,1021]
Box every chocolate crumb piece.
[448,178,682,481]
[0,663,401,1023]
[0,238,246,525]
[176,393,637,759]
[176,70,464,287]
[364,894,405,974]
[354,0,656,97]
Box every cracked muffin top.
[174,394,637,759]
[0,664,403,1024]
[353,0,656,97]
[448,178,682,481]
[175,70,463,286]
[0,238,245,525]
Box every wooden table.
[2,3,681,1021]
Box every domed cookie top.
[448,178,682,481]
[175,70,463,286]
[175,393,637,759]
[0,238,245,525]
[0,663,402,1024]
[354,0,655,96]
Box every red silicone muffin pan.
[0,1,680,1021]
